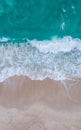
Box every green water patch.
[0,0,81,40]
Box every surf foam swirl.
[0,36,81,82]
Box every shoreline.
[0,76,81,129]
[0,76,80,108]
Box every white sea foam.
[30,36,81,53]
[0,37,9,42]
[0,36,81,82]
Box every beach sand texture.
[0,76,81,130]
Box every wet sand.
[0,76,81,130]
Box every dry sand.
[0,76,81,130]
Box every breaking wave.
[0,36,81,82]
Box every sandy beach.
[0,76,81,130]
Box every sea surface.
[0,0,81,82]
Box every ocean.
[0,0,81,82]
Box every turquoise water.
[0,0,81,82]
[0,0,81,40]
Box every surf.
[0,36,81,82]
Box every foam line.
[0,36,81,82]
